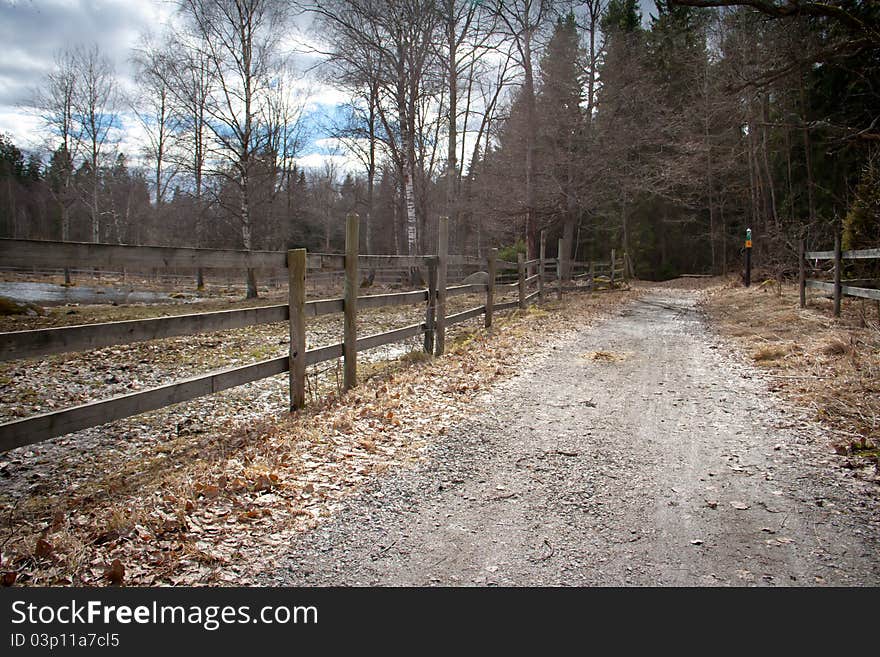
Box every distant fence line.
[799,237,880,316]
[0,224,626,453]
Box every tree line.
[1,0,877,287]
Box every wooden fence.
[0,220,625,452]
[799,237,880,316]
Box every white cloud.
[0,105,44,151]
[294,152,361,176]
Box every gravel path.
[261,291,880,586]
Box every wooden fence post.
[589,260,595,290]
[610,249,616,289]
[833,234,842,318]
[517,252,526,309]
[486,249,498,328]
[486,248,496,328]
[557,238,564,299]
[799,238,806,309]
[424,260,437,354]
[435,216,448,356]
[288,248,306,410]
[344,213,359,390]
[538,230,546,302]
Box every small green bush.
[498,239,526,263]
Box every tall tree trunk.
[523,28,537,261]
[562,217,576,280]
[760,93,778,235]
[799,75,816,225]
[366,83,377,255]
[241,173,258,299]
[446,2,458,229]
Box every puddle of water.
[0,282,191,307]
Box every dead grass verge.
[702,280,880,474]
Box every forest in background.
[0,0,877,286]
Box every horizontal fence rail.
[804,280,880,301]
[799,237,880,316]
[0,239,438,273]
[0,222,627,452]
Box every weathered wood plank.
[359,289,428,309]
[843,248,880,259]
[357,322,426,352]
[0,296,351,362]
[486,249,496,329]
[446,306,486,326]
[305,343,343,365]
[842,285,880,301]
[493,299,520,312]
[344,214,358,390]
[308,253,345,270]
[806,248,880,260]
[806,279,880,301]
[524,290,540,304]
[0,357,289,452]
[517,253,526,309]
[289,249,307,410]
[424,262,437,354]
[0,238,288,271]
[833,236,842,317]
[538,231,546,302]
[307,298,344,316]
[435,216,448,356]
[557,238,564,300]
[0,305,289,361]
[446,283,487,297]
[524,274,540,286]
[799,239,806,309]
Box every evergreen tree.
[535,13,586,266]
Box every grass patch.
[703,280,880,458]
[821,338,853,357]
[753,345,789,362]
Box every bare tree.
[309,0,441,256]
[491,0,553,260]
[34,49,82,282]
[131,37,181,209]
[177,0,289,298]
[70,44,118,244]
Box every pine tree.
[535,13,586,268]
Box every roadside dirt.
[261,290,880,586]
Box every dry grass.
[703,280,880,461]
[752,345,790,362]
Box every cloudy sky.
[0,0,350,170]
[0,1,170,149]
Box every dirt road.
[261,291,880,586]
